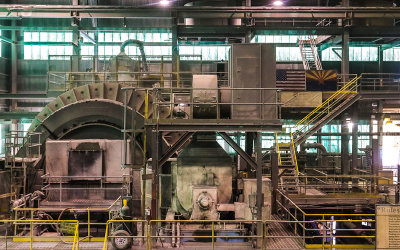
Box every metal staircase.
[292,75,361,146]
[299,36,323,71]
[275,76,361,194]
[275,133,300,194]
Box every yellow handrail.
[275,132,282,165]
[290,132,299,175]
[296,75,360,127]
[293,75,361,139]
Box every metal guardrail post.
[103,221,109,250]
[211,221,215,250]
[147,221,151,250]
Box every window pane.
[98,32,105,43]
[24,32,32,42]
[64,32,73,42]
[48,32,57,42]
[39,32,48,42]
[31,32,40,42]
[24,45,32,59]
[40,45,48,60]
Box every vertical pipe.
[123,90,127,167]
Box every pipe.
[120,39,149,72]
[301,143,327,154]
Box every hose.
[120,39,149,72]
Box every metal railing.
[125,86,281,121]
[13,197,122,244]
[48,71,229,93]
[101,218,376,250]
[275,190,376,249]
[280,174,392,194]
[292,75,360,143]
[0,219,79,250]
[358,73,400,92]
[6,201,377,250]
[40,175,131,203]
[4,130,42,201]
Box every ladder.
[299,36,323,71]
[275,133,300,194]
[292,75,361,146]
[5,131,42,202]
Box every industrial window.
[348,123,370,154]
[252,35,316,44]
[179,46,230,61]
[321,47,378,61]
[24,45,73,60]
[276,47,302,62]
[97,45,172,58]
[23,31,73,60]
[98,32,171,43]
[321,124,341,153]
[24,32,73,42]
[81,45,95,56]
[383,47,400,61]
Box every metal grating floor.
[265,215,305,249]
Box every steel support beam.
[151,129,162,222]
[341,29,350,81]
[158,132,194,167]
[0,112,38,119]
[341,115,350,175]
[145,119,282,132]
[218,132,257,170]
[4,5,400,19]
[271,152,279,215]
[245,132,255,177]
[255,132,263,247]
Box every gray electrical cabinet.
[230,44,277,120]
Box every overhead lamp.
[160,0,170,6]
[273,0,284,6]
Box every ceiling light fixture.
[273,0,284,6]
[160,0,170,6]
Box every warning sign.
[376,205,400,249]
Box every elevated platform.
[145,119,282,132]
